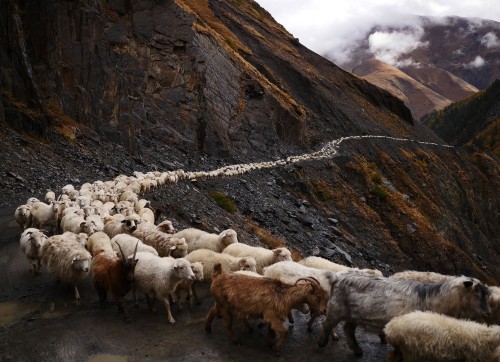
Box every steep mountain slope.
[0,0,498,283]
[344,16,499,119]
[423,79,500,157]
[352,58,454,120]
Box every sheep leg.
[73,284,81,300]
[191,282,201,305]
[379,331,387,344]
[145,293,156,312]
[205,304,218,333]
[318,315,341,348]
[173,290,183,312]
[160,295,176,325]
[387,347,404,362]
[287,310,294,325]
[35,260,42,275]
[344,321,363,356]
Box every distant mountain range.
[423,79,500,157]
[340,16,500,120]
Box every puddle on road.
[0,301,40,326]
[87,354,128,362]
[0,301,78,326]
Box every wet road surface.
[0,207,392,362]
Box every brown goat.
[205,264,328,353]
[91,241,138,322]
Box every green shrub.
[211,192,237,213]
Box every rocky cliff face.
[0,0,498,283]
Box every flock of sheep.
[12,134,499,361]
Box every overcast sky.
[256,0,500,65]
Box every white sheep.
[87,231,113,256]
[133,252,195,324]
[30,201,62,234]
[172,261,204,310]
[61,212,97,236]
[263,261,336,294]
[138,207,155,224]
[133,228,187,258]
[111,234,158,257]
[85,214,104,232]
[19,228,48,275]
[26,197,40,206]
[103,214,141,238]
[299,256,383,276]
[172,227,238,253]
[384,311,500,362]
[156,220,176,234]
[222,243,292,273]
[41,235,92,300]
[14,204,32,230]
[45,190,56,203]
[185,249,257,279]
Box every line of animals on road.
[12,135,499,361]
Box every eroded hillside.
[0,0,498,282]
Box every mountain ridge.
[0,0,498,283]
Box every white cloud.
[368,27,427,67]
[256,0,500,65]
[464,55,486,68]
[481,32,500,48]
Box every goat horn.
[115,240,127,263]
[295,277,320,291]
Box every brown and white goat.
[91,240,138,322]
[205,264,329,353]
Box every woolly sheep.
[14,205,31,230]
[222,243,292,274]
[30,201,62,234]
[87,232,113,256]
[133,228,187,258]
[26,197,40,206]
[138,208,155,224]
[111,234,158,257]
[263,261,336,294]
[318,272,492,356]
[133,252,195,324]
[41,235,92,300]
[45,190,56,203]
[156,220,175,234]
[384,311,500,362]
[172,228,238,253]
[86,214,104,232]
[299,256,382,276]
[185,249,256,279]
[172,261,204,310]
[19,228,48,275]
[103,214,141,238]
[390,269,500,325]
[61,212,97,236]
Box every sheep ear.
[80,222,86,228]
[121,220,127,224]
[463,280,474,288]
[273,249,281,255]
